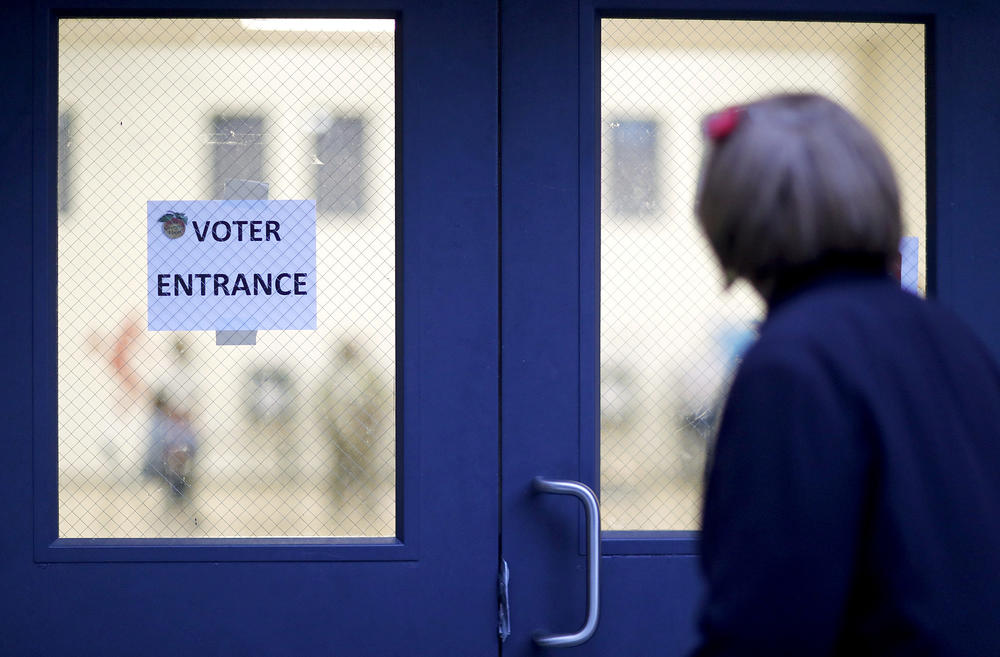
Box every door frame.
[31,2,418,564]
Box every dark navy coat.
[693,269,1000,656]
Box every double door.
[3,1,998,656]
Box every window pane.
[600,19,926,530]
[58,18,396,538]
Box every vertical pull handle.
[532,477,601,648]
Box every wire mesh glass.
[600,19,926,530]
[57,18,396,538]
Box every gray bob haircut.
[695,93,902,294]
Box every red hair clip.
[704,106,744,141]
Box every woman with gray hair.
[691,94,1000,656]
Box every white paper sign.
[147,200,316,331]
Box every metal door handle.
[532,477,601,648]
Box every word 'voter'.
[193,219,281,242]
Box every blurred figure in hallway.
[145,389,198,500]
[139,336,202,503]
[322,339,391,512]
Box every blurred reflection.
[146,390,198,500]
[323,339,391,512]
[151,337,203,502]
[245,366,300,483]
[108,315,146,406]
[672,322,757,481]
[105,320,204,503]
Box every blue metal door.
[500,2,1000,656]
[1,1,500,655]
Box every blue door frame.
[3,1,1000,655]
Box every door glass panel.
[600,19,926,530]
[58,18,396,538]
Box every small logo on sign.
[159,211,188,239]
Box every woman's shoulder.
[763,276,937,343]
[752,276,1000,386]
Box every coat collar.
[766,252,893,314]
